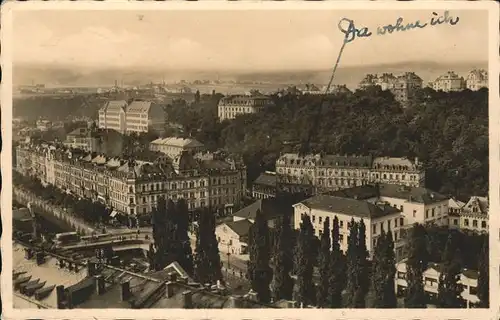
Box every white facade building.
[149,137,204,160]
[217,95,274,121]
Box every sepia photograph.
[1,1,498,318]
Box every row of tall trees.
[150,197,223,285]
[405,223,489,308]
[247,212,489,309]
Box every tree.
[195,90,201,103]
[293,214,315,307]
[345,218,359,307]
[247,209,273,303]
[327,215,345,308]
[316,217,331,307]
[405,223,429,308]
[193,208,223,284]
[437,233,465,308]
[477,237,489,308]
[371,228,397,308]
[271,209,294,302]
[175,199,194,274]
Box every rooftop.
[220,219,254,237]
[150,137,204,148]
[253,171,277,187]
[327,184,448,205]
[233,198,288,221]
[299,195,401,219]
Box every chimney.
[95,275,105,295]
[56,285,65,309]
[182,290,193,309]
[121,280,131,301]
[87,260,97,277]
[165,281,175,298]
[168,272,178,282]
[35,252,45,265]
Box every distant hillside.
[14,61,487,89]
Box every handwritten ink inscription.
[339,11,460,44]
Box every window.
[340,220,344,228]
[130,208,134,215]
[464,219,469,226]
[413,210,416,218]
[394,218,398,228]
[312,215,316,223]
[400,205,404,211]
[454,219,458,226]
[397,272,406,279]
[129,198,134,204]
[400,217,404,226]
[142,197,146,204]
[387,220,391,230]
[372,224,377,235]
[339,234,344,242]
[473,220,478,227]
[319,217,322,224]
[432,208,435,217]
[425,210,429,219]
[372,239,376,247]
[482,221,487,229]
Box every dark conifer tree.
[355,219,369,308]
[383,229,397,308]
[405,223,429,308]
[248,209,272,303]
[193,207,223,284]
[327,215,344,308]
[477,237,489,308]
[345,218,359,307]
[438,233,465,308]
[271,209,294,302]
[316,217,331,307]
[294,214,315,307]
[175,199,194,274]
[371,228,387,308]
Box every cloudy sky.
[13,9,488,71]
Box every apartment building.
[98,100,166,134]
[293,194,404,257]
[293,183,449,257]
[459,196,489,233]
[466,69,488,91]
[275,153,425,195]
[149,137,204,160]
[431,71,466,92]
[395,259,480,308]
[358,72,423,105]
[217,94,274,121]
[62,127,101,152]
[15,143,247,216]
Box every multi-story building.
[293,194,403,257]
[149,137,204,160]
[275,153,425,194]
[395,259,479,308]
[358,72,423,105]
[15,143,247,216]
[447,197,465,229]
[251,171,277,199]
[293,183,449,257]
[431,71,466,92]
[98,100,166,134]
[459,196,488,233]
[62,127,102,152]
[217,94,274,121]
[466,69,488,91]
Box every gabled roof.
[221,219,253,237]
[463,196,488,215]
[233,199,286,221]
[298,195,400,219]
[378,183,448,205]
